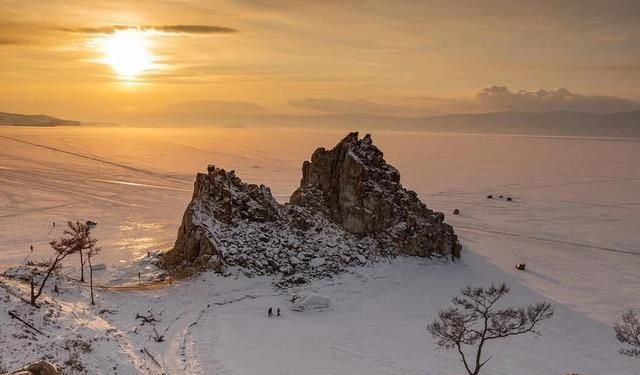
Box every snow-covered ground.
[1,126,639,374]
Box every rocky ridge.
[161,133,461,283]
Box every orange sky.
[1,0,639,123]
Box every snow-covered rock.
[290,293,331,312]
[10,360,59,375]
[309,257,326,268]
[160,133,461,283]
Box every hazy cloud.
[289,98,405,115]
[0,37,25,45]
[408,95,461,103]
[289,88,640,117]
[165,100,267,114]
[61,24,237,34]
[477,86,640,113]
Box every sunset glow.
[0,2,639,374]
[99,30,154,80]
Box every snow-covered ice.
[0,126,638,374]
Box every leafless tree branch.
[615,310,640,357]
[427,283,554,375]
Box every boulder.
[309,257,326,268]
[9,361,59,375]
[290,294,331,312]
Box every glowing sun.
[99,30,154,79]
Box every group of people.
[267,307,281,317]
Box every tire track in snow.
[0,172,145,209]
[86,178,192,192]
[167,291,277,374]
[165,303,233,375]
[0,135,187,183]
[457,225,639,256]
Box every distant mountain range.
[2,109,640,137]
[236,110,640,137]
[414,110,640,137]
[148,109,640,137]
[0,111,81,127]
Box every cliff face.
[161,168,281,269]
[161,133,461,281]
[290,132,459,257]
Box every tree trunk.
[31,254,68,306]
[89,256,95,305]
[79,250,85,283]
[32,260,57,305]
[30,278,35,305]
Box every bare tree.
[86,242,101,305]
[30,221,96,306]
[62,221,89,282]
[614,310,640,357]
[427,283,553,375]
[30,239,78,305]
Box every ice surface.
[0,126,639,373]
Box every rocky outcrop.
[161,168,281,270]
[161,133,461,282]
[291,132,459,257]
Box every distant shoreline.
[2,123,640,143]
[0,111,81,127]
[0,123,82,127]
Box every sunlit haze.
[1,0,639,124]
[1,1,639,374]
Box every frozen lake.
[1,126,639,374]
[0,126,639,319]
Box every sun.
[99,30,154,80]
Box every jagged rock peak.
[160,133,461,281]
[290,132,459,258]
[192,165,281,224]
[291,132,402,234]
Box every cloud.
[476,86,640,113]
[0,37,25,45]
[408,95,461,103]
[288,88,640,118]
[143,25,237,34]
[289,98,406,115]
[61,24,237,34]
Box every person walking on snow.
[276,308,281,317]
[268,307,273,317]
